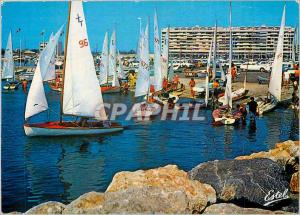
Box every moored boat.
[256,5,286,115]
[24,1,123,136]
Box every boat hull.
[101,86,120,94]
[24,121,124,137]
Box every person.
[212,80,219,89]
[22,79,28,93]
[247,97,258,120]
[173,74,180,89]
[240,104,247,125]
[122,82,129,94]
[189,78,196,98]
[162,77,168,90]
[293,81,298,93]
[283,71,290,89]
[78,117,89,127]
[294,63,299,84]
[231,63,237,82]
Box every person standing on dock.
[247,97,258,121]
[189,78,196,98]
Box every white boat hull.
[24,125,124,137]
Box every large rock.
[106,165,216,213]
[236,140,299,166]
[189,158,290,208]
[203,203,289,214]
[63,191,105,214]
[290,172,299,193]
[25,201,66,214]
[102,186,189,213]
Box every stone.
[290,172,299,193]
[102,186,189,213]
[63,191,105,214]
[189,158,290,208]
[236,140,299,166]
[25,201,66,214]
[203,203,290,214]
[106,165,216,213]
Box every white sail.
[153,11,162,91]
[109,30,119,87]
[25,62,48,119]
[224,2,233,108]
[207,40,213,74]
[2,32,14,80]
[135,25,150,97]
[99,32,109,85]
[220,63,226,81]
[168,59,174,82]
[63,1,107,120]
[205,74,209,107]
[212,23,217,80]
[25,26,63,120]
[269,6,285,102]
[224,73,232,108]
[41,28,63,81]
[42,29,62,81]
[117,51,125,79]
[161,28,169,79]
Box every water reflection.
[2,89,299,213]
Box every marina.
[1,0,300,214]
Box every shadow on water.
[1,89,299,212]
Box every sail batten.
[2,32,14,80]
[268,6,285,102]
[63,1,107,120]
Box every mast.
[212,21,217,80]
[229,2,232,76]
[60,1,71,123]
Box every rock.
[25,201,66,214]
[203,203,289,214]
[290,172,299,193]
[106,165,216,213]
[189,158,290,208]
[102,186,189,213]
[63,191,105,214]
[285,157,299,176]
[236,140,299,166]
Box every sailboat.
[24,1,123,136]
[132,23,160,118]
[257,5,286,115]
[47,33,64,92]
[212,2,241,125]
[100,30,121,93]
[2,32,19,90]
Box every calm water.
[2,85,299,213]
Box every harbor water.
[2,85,299,213]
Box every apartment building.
[161,26,298,61]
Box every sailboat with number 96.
[23,1,124,136]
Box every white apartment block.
[161,26,298,61]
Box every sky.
[2,1,299,52]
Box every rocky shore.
[10,140,299,214]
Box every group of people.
[233,97,258,125]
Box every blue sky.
[2,1,299,52]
